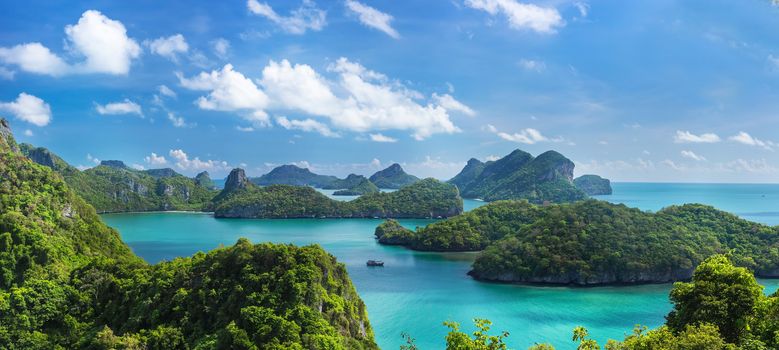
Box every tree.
[444,319,509,350]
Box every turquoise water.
[101,183,779,349]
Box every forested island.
[447,149,593,203]
[368,163,420,189]
[375,199,779,285]
[213,169,462,218]
[0,119,377,349]
[573,174,613,195]
[333,177,380,196]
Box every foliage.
[0,120,378,349]
[369,164,420,189]
[214,178,463,219]
[443,319,509,350]
[333,178,379,196]
[449,149,587,203]
[374,220,416,245]
[253,164,341,188]
[573,175,612,196]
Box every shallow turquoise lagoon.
[102,183,779,349]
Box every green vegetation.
[19,144,218,213]
[378,199,779,285]
[574,175,613,196]
[334,177,380,196]
[0,119,377,349]
[369,163,420,189]
[252,164,341,188]
[324,174,372,190]
[214,175,463,219]
[413,255,778,349]
[448,149,588,203]
[374,220,416,245]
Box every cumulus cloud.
[146,34,188,62]
[0,10,140,76]
[573,2,589,18]
[729,131,775,151]
[167,112,191,128]
[345,0,400,39]
[0,67,15,80]
[0,93,52,126]
[464,0,564,34]
[432,93,476,116]
[369,133,397,143]
[486,124,561,144]
[179,57,467,139]
[144,152,167,166]
[169,149,230,172]
[95,99,143,117]
[87,153,100,164]
[674,130,721,143]
[276,116,339,137]
[177,64,269,124]
[680,150,706,161]
[246,0,326,34]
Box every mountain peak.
[224,168,250,191]
[100,160,128,169]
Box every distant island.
[251,163,420,190]
[375,199,779,285]
[368,163,420,189]
[447,149,595,203]
[333,177,380,196]
[213,169,462,219]
[573,174,612,195]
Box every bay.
[102,183,779,349]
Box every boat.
[366,260,384,267]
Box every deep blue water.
[101,183,779,349]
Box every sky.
[2,0,779,182]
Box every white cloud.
[724,159,778,174]
[144,152,167,166]
[212,38,230,59]
[729,131,775,151]
[432,93,476,116]
[486,124,561,144]
[276,116,339,137]
[169,149,230,172]
[167,112,190,128]
[573,2,589,17]
[87,153,100,164]
[680,150,706,161]
[146,34,188,62]
[247,0,326,34]
[95,99,143,117]
[464,0,564,34]
[158,85,177,98]
[64,10,141,74]
[674,130,721,143]
[769,55,779,69]
[179,58,465,139]
[485,155,500,161]
[369,133,397,143]
[518,59,546,72]
[0,92,52,126]
[23,129,33,136]
[236,125,255,132]
[130,163,145,170]
[345,0,400,39]
[661,159,685,171]
[370,158,382,168]
[0,11,140,76]
[0,43,68,76]
[177,64,269,124]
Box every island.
[333,177,380,196]
[213,168,462,219]
[0,118,377,349]
[369,163,420,189]
[574,174,613,195]
[447,149,594,203]
[376,199,779,285]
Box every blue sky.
[2,0,779,182]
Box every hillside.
[377,199,779,285]
[368,163,420,189]
[0,118,378,349]
[252,164,340,187]
[19,145,218,213]
[333,177,380,196]
[448,149,589,203]
[574,174,612,195]
[215,170,462,219]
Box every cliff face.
[574,174,613,195]
[224,168,250,191]
[450,149,587,203]
[368,163,420,189]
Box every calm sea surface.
[102,183,779,349]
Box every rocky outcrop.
[368,163,420,189]
[574,174,613,195]
[144,168,179,178]
[100,160,128,169]
[224,168,250,192]
[0,118,18,152]
[450,149,587,203]
[195,171,216,189]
